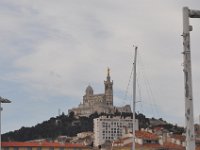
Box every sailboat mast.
[132,46,137,150]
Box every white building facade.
[93,116,139,147]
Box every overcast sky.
[1,0,200,134]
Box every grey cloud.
[1,0,200,133]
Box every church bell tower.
[104,68,113,106]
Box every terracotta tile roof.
[135,130,159,140]
[163,142,185,150]
[122,142,141,147]
[122,142,185,149]
[153,127,163,131]
[142,143,163,148]
[112,137,130,145]
[1,142,85,148]
[171,134,186,141]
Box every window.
[3,147,9,150]
[14,147,18,150]
[59,147,64,150]
[27,147,32,150]
[49,147,54,150]
[37,147,42,150]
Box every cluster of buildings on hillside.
[2,124,200,150]
[2,69,200,150]
[3,123,200,150]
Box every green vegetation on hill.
[2,112,184,142]
[2,112,94,141]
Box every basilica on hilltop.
[68,68,132,117]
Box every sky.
[0,0,200,134]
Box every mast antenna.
[132,45,137,150]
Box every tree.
[69,111,74,119]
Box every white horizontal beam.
[189,9,200,18]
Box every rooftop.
[1,142,86,148]
[135,130,159,140]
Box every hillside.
[2,112,184,142]
[2,112,94,141]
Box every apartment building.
[93,116,138,147]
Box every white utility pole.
[132,46,137,150]
[182,7,200,150]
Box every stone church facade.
[68,69,131,116]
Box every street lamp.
[0,97,11,150]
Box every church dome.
[86,85,93,95]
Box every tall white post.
[182,7,200,150]
[132,46,137,150]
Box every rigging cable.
[123,51,144,114]
[136,75,144,114]
[123,65,134,106]
[137,52,160,119]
